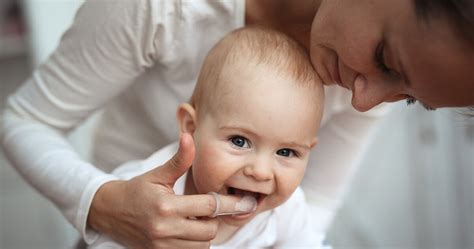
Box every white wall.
[1,1,85,248]
[327,104,474,248]
[23,0,84,65]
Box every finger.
[210,193,257,217]
[170,218,219,241]
[149,133,195,186]
[172,194,256,217]
[151,238,211,249]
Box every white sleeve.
[301,90,389,233]
[0,0,173,244]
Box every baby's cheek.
[192,145,228,192]
[276,169,304,198]
[199,144,217,163]
[196,145,221,170]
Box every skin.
[177,62,321,243]
[309,0,474,111]
[88,134,242,248]
[247,0,474,111]
[90,0,473,248]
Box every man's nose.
[351,74,405,112]
[243,155,274,182]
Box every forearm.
[1,108,117,243]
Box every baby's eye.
[276,148,297,157]
[229,136,250,148]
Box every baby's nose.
[243,158,274,182]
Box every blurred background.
[0,1,472,248]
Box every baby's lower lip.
[230,209,256,219]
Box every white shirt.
[90,142,328,249]
[0,0,387,245]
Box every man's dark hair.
[414,0,474,43]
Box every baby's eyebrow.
[218,125,259,137]
[280,141,312,151]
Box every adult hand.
[87,133,249,248]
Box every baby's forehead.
[204,73,322,143]
[211,64,321,107]
[196,59,324,136]
[217,60,320,95]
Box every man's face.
[310,0,474,111]
[190,63,321,227]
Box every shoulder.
[111,142,178,179]
[274,187,308,215]
[273,188,328,247]
[273,187,313,234]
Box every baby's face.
[190,63,322,227]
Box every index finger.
[207,192,257,217]
[172,194,256,217]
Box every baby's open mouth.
[227,186,266,205]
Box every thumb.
[148,133,195,186]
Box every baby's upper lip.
[226,184,270,196]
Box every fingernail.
[235,195,257,212]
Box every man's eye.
[406,96,417,105]
[405,96,435,111]
[276,148,297,157]
[229,136,250,148]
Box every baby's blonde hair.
[190,26,323,115]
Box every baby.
[91,26,326,248]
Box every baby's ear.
[176,103,197,135]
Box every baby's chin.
[217,209,258,227]
[216,199,278,228]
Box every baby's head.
[177,27,324,227]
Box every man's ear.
[176,103,197,135]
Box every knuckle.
[203,223,218,240]
[206,195,217,213]
[168,154,181,170]
[155,202,175,217]
[149,223,170,239]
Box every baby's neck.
[184,170,241,245]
